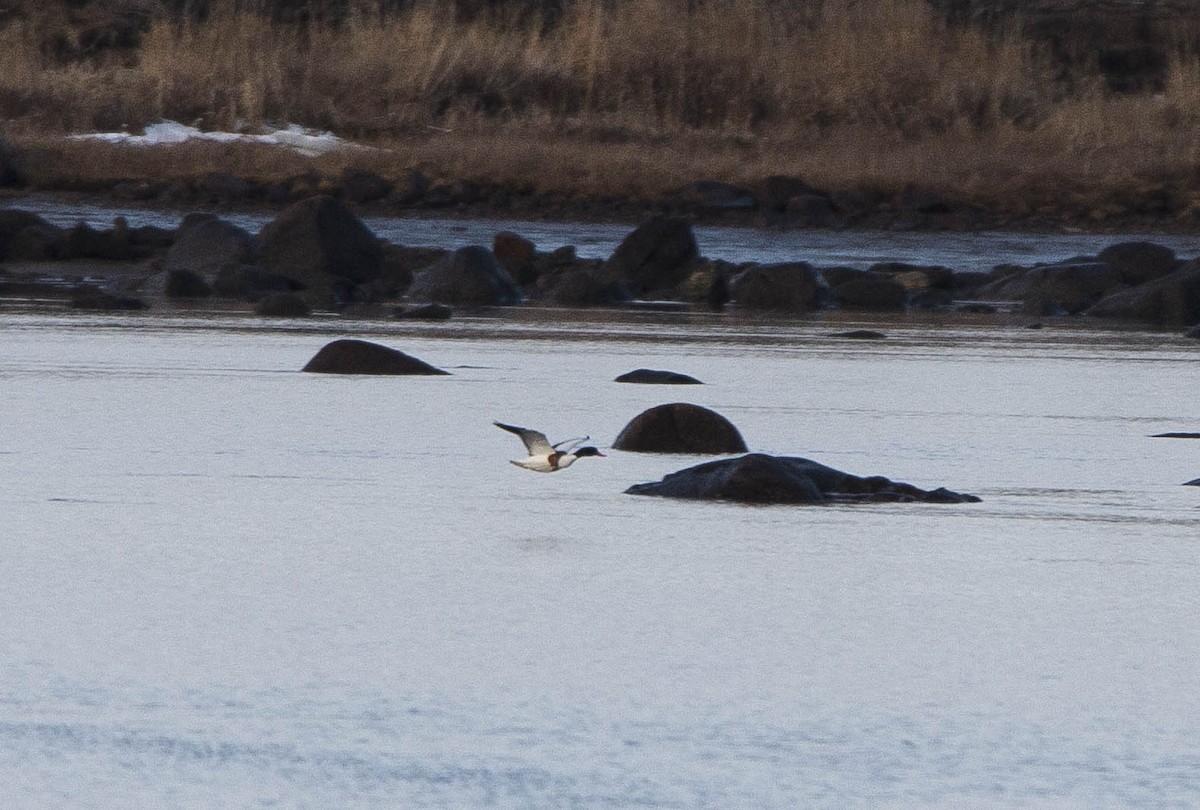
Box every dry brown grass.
[3,0,1200,217]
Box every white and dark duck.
[494,421,606,472]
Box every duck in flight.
[494,421,606,472]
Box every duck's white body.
[494,422,604,473]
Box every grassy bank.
[4,0,1200,224]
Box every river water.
[14,193,1200,271]
[2,301,1198,807]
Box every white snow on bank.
[68,120,353,157]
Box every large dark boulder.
[0,209,52,258]
[1087,265,1200,328]
[615,369,703,385]
[257,195,383,289]
[830,276,907,311]
[626,453,981,505]
[406,245,522,306]
[605,216,699,295]
[255,292,311,317]
[613,403,747,454]
[1097,241,1177,285]
[301,339,449,375]
[164,268,213,298]
[976,260,1124,315]
[730,262,823,312]
[212,264,302,299]
[164,215,255,275]
[542,268,626,307]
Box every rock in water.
[626,453,981,505]
[613,403,747,453]
[614,369,703,385]
[301,339,449,375]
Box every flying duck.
[494,421,605,472]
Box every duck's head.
[573,446,606,458]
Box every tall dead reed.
[3,0,1200,211]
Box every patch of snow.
[68,120,353,157]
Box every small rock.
[255,292,311,317]
[829,329,886,340]
[614,369,703,385]
[396,303,453,320]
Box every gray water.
[14,193,1200,272]
[2,308,1198,808]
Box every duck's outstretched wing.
[553,436,589,453]
[494,421,554,454]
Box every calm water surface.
[2,309,1198,807]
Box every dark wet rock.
[615,369,703,385]
[301,338,449,375]
[543,269,626,307]
[111,181,159,201]
[6,223,66,261]
[1087,265,1200,328]
[406,245,522,306]
[977,260,1124,315]
[396,302,453,320]
[212,264,301,299]
[908,288,956,309]
[0,210,52,257]
[605,216,700,295]
[164,268,213,298]
[130,224,175,251]
[493,231,537,283]
[730,262,823,312]
[829,329,886,340]
[0,134,26,186]
[613,403,747,454]
[196,171,254,203]
[625,453,982,505]
[164,216,255,275]
[1185,478,1200,486]
[870,262,956,291]
[1151,432,1200,439]
[676,180,756,211]
[426,179,482,207]
[254,292,311,317]
[818,266,874,287]
[1097,241,1177,285]
[1186,325,1200,339]
[755,175,822,212]
[258,195,383,291]
[678,261,729,307]
[896,185,953,216]
[830,276,907,311]
[388,170,430,206]
[377,244,446,298]
[785,194,845,228]
[338,168,392,203]
[64,220,136,261]
[70,288,148,311]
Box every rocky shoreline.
[2,192,1199,335]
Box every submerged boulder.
[613,403,747,453]
[614,369,703,385]
[626,453,981,505]
[301,339,449,375]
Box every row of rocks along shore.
[1,192,1199,335]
